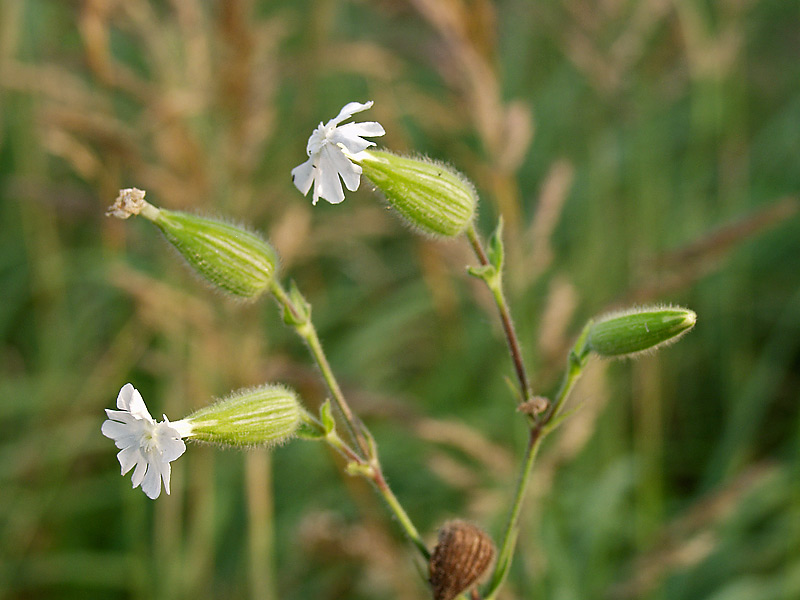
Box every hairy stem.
[269,280,369,457]
[484,427,542,600]
[271,281,430,560]
[466,223,531,402]
[484,331,590,599]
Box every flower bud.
[155,210,279,299]
[107,189,278,299]
[429,520,495,600]
[184,385,302,447]
[355,151,477,237]
[587,306,696,358]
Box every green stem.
[271,281,430,561]
[484,331,590,600]
[484,428,542,600]
[466,223,531,402]
[269,280,369,458]
[372,468,431,560]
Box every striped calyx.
[356,151,477,238]
[184,385,302,447]
[153,208,278,299]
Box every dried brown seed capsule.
[429,520,495,600]
[517,396,550,417]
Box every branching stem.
[466,221,592,599]
[270,279,430,561]
[466,223,531,402]
[484,328,590,600]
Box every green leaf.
[467,264,496,280]
[319,399,335,434]
[282,280,312,326]
[295,420,326,440]
[487,217,505,272]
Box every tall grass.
[1,0,799,599]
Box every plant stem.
[484,427,541,600]
[372,468,432,560]
[466,223,531,402]
[484,333,590,600]
[270,280,430,561]
[269,280,369,458]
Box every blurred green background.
[1,0,799,599]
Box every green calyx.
[153,208,278,300]
[356,150,477,238]
[587,306,697,358]
[184,385,303,447]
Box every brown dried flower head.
[429,520,496,600]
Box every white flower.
[292,101,385,205]
[101,383,192,499]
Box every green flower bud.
[107,189,278,299]
[355,151,477,237]
[587,306,696,358]
[184,385,303,447]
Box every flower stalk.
[269,280,430,560]
[268,279,369,458]
[466,222,532,403]
[300,405,431,560]
[484,326,591,600]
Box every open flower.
[101,383,192,499]
[292,101,385,205]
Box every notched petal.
[330,100,374,126]
[291,159,315,195]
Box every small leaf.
[467,265,496,280]
[289,280,312,318]
[319,399,335,434]
[282,280,312,326]
[487,217,505,271]
[295,421,326,440]
[345,462,374,477]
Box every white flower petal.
[291,158,315,195]
[116,445,141,475]
[293,101,383,205]
[330,101,374,127]
[116,383,135,410]
[103,383,189,499]
[161,463,172,496]
[334,122,385,154]
[311,169,324,206]
[324,144,363,192]
[157,425,187,462]
[141,463,162,499]
[318,148,347,205]
[130,459,147,488]
[126,387,153,421]
[104,409,139,425]
[306,127,326,156]
[169,418,194,438]
[102,419,138,441]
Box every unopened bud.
[355,151,477,237]
[184,385,302,447]
[587,306,696,358]
[107,189,278,299]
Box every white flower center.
[140,425,160,454]
[307,123,335,156]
